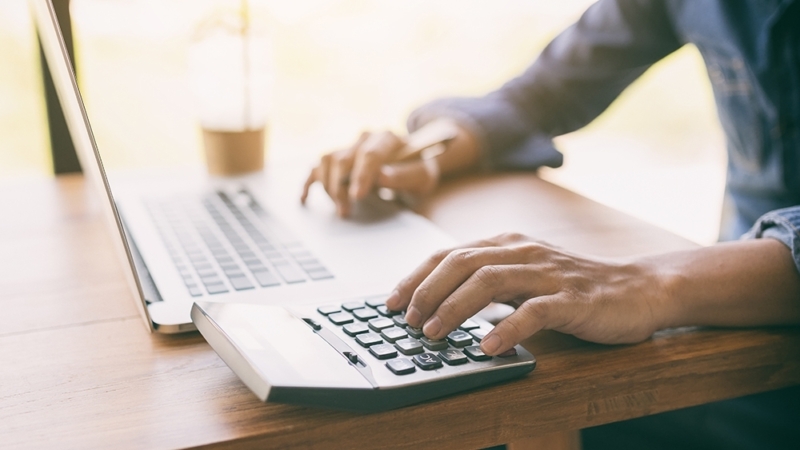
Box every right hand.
[300,130,442,217]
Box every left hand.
[385,232,665,355]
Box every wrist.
[633,256,684,332]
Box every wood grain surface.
[1,173,798,449]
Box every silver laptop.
[32,0,456,334]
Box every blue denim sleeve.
[408,0,682,171]
[742,206,800,275]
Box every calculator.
[191,296,536,412]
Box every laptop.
[31,0,456,334]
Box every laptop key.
[229,275,254,291]
[307,268,334,281]
[205,283,229,295]
[274,264,306,284]
[187,285,203,297]
[253,270,280,287]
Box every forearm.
[648,239,800,330]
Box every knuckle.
[446,248,478,268]
[472,265,503,290]
[519,299,548,322]
[498,232,526,243]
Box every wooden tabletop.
[1,172,798,449]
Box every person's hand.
[300,130,441,217]
[300,119,481,217]
[385,232,666,355]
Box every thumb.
[377,159,440,196]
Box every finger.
[408,246,535,332]
[385,233,536,314]
[328,153,355,217]
[480,294,565,355]
[350,131,404,200]
[422,263,539,340]
[378,158,440,196]
[316,153,332,198]
[300,168,317,204]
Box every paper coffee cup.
[202,128,266,176]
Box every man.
[301,1,799,448]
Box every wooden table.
[1,172,798,449]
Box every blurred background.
[1,0,725,244]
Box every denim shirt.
[408,0,800,272]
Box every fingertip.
[480,333,502,355]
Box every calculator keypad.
[316,298,496,376]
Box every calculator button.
[328,312,354,325]
[302,318,322,331]
[406,327,424,338]
[377,305,401,317]
[459,319,480,331]
[355,332,383,347]
[386,358,416,375]
[365,297,386,309]
[470,328,489,342]
[392,315,408,328]
[368,317,395,332]
[317,305,341,316]
[446,330,473,348]
[464,345,492,361]
[369,343,398,360]
[420,336,448,351]
[395,338,424,355]
[439,349,469,365]
[498,347,518,357]
[343,322,369,336]
[353,308,379,321]
[380,327,408,343]
[342,301,365,311]
[413,353,443,370]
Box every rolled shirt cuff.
[742,206,800,275]
[407,96,563,172]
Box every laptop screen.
[30,0,154,331]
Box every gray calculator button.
[365,296,386,309]
[343,322,370,336]
[328,312,354,325]
[464,345,492,361]
[413,353,443,370]
[406,327,424,338]
[368,317,395,332]
[342,301,365,312]
[353,308,379,321]
[356,332,383,347]
[380,327,408,343]
[470,328,489,342]
[377,305,401,317]
[395,338,424,355]
[386,358,415,375]
[392,315,408,328]
[446,330,473,348]
[459,319,480,331]
[369,343,398,360]
[420,336,448,351]
[439,349,468,365]
[317,305,341,316]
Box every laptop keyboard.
[146,189,333,297]
[313,296,511,375]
